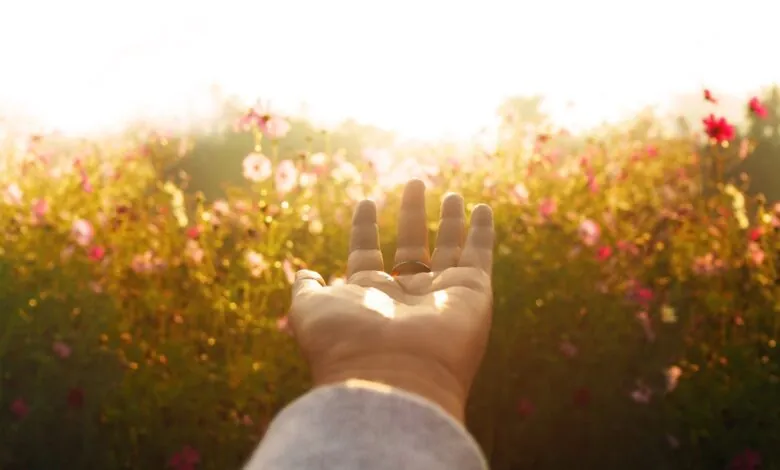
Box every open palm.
[289,180,495,420]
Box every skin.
[289,179,495,423]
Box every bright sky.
[0,0,778,140]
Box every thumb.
[292,269,325,298]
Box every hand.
[289,179,495,422]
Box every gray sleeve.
[243,381,488,470]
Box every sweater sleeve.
[243,380,488,470]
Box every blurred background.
[1,1,780,470]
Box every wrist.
[311,353,467,423]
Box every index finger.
[347,199,384,278]
[457,204,494,275]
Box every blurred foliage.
[0,92,780,470]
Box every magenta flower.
[52,341,72,359]
[578,219,601,246]
[168,445,201,470]
[275,159,298,196]
[729,449,762,470]
[242,153,272,182]
[71,219,95,247]
[596,245,612,261]
[88,246,106,262]
[186,226,202,240]
[748,97,768,119]
[10,398,29,419]
[539,198,557,218]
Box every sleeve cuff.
[243,380,488,470]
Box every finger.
[431,193,466,271]
[347,199,384,277]
[458,204,495,274]
[393,179,431,267]
[291,269,325,298]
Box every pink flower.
[242,153,272,182]
[275,159,298,196]
[748,242,765,266]
[131,252,155,273]
[298,172,318,188]
[665,365,682,392]
[692,253,724,276]
[3,183,23,205]
[31,198,49,224]
[309,152,328,175]
[578,219,601,246]
[168,445,201,470]
[71,219,94,246]
[729,449,762,470]
[80,168,93,193]
[52,341,72,359]
[185,240,204,265]
[261,115,291,139]
[10,398,29,419]
[511,183,529,205]
[88,246,106,262]
[559,339,578,358]
[586,171,599,193]
[646,145,658,158]
[630,381,652,404]
[539,198,557,218]
[246,250,268,278]
[748,227,763,241]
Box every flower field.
[1,90,780,470]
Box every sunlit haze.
[0,0,777,140]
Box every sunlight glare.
[363,288,396,319]
[433,291,448,310]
